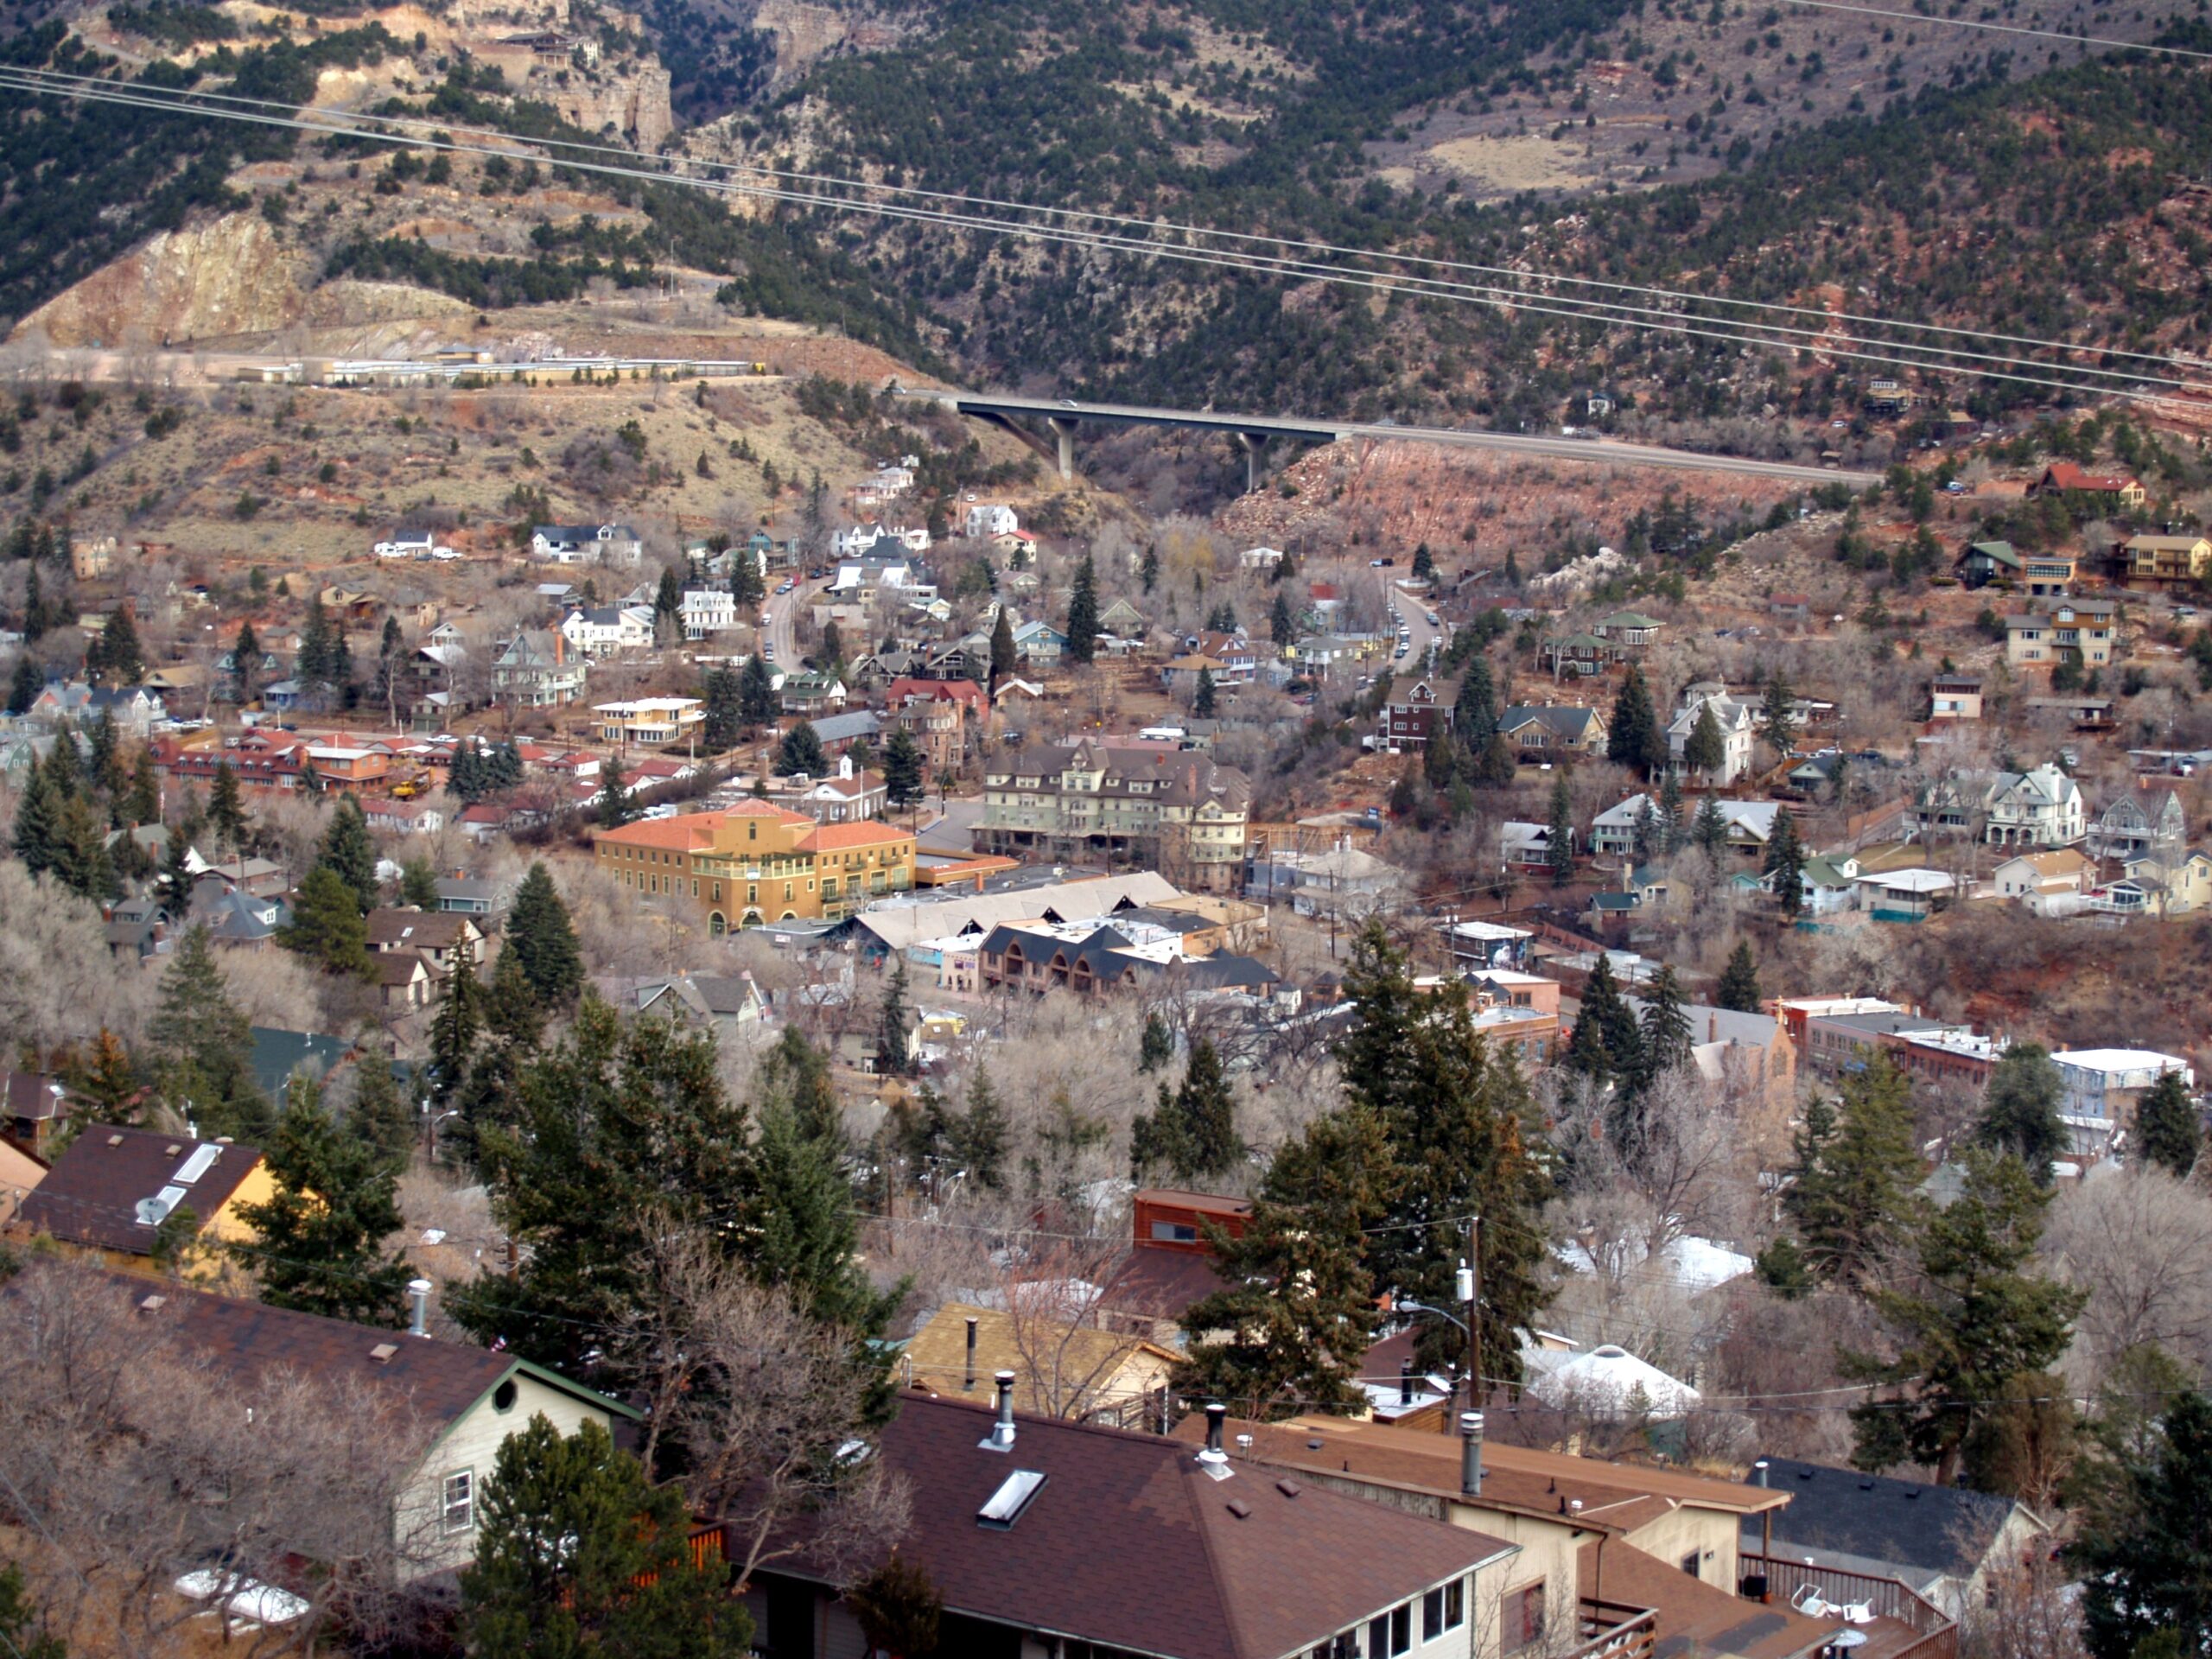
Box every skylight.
[172,1145,221,1185]
[977,1470,1047,1529]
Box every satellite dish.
[135,1196,172,1228]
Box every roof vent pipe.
[981,1370,1017,1452]
[1400,1357,1415,1407]
[407,1278,434,1338]
[964,1315,979,1391]
[1754,1459,1770,1488]
[1198,1402,1229,1468]
[1460,1412,1485,1497]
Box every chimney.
[963,1315,979,1391]
[1197,1403,1229,1471]
[981,1370,1017,1452]
[1460,1412,1485,1497]
[1400,1357,1415,1407]
[407,1277,434,1338]
[1753,1459,1770,1488]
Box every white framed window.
[442,1470,475,1534]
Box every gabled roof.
[16,1128,263,1255]
[1745,1457,2023,1580]
[802,1395,1514,1659]
[902,1302,1178,1413]
[365,909,475,950]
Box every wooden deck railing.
[1561,1599,1658,1659]
[1739,1552,1950,1637]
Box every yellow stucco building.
[594,801,917,931]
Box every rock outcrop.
[13,213,314,347]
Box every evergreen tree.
[1546,772,1574,888]
[776,721,824,777]
[882,726,925,811]
[48,792,116,902]
[1454,658,1500,753]
[2069,1389,2212,1659]
[375,612,405,721]
[90,607,143,686]
[346,1050,417,1169]
[1473,732,1518,787]
[1269,588,1294,646]
[1193,666,1217,717]
[1637,964,1694,1082]
[1130,1038,1241,1180]
[19,563,44,643]
[448,741,486,804]
[281,866,377,977]
[1976,1044,2069,1185]
[431,953,483,1107]
[2136,1069,2201,1179]
[9,750,59,876]
[1715,940,1763,1013]
[1139,546,1159,593]
[1691,793,1728,857]
[988,605,1017,686]
[232,620,261,705]
[1656,766,1684,849]
[1412,543,1434,581]
[1783,1057,1923,1287]
[208,762,247,851]
[652,564,683,629]
[1758,669,1798,762]
[958,1065,1009,1191]
[1065,553,1098,664]
[1845,1147,2086,1486]
[506,862,584,1010]
[160,799,200,911]
[598,755,637,829]
[400,855,441,910]
[316,794,381,916]
[728,544,763,608]
[1175,1105,1395,1417]
[876,958,917,1077]
[1335,923,1553,1387]
[1137,1012,1174,1074]
[819,619,845,671]
[149,924,267,1138]
[740,652,779,728]
[67,1027,143,1124]
[701,665,742,751]
[232,1078,412,1325]
[1607,665,1660,772]
[296,594,337,702]
[0,1561,67,1659]
[4,652,38,716]
[458,1416,746,1659]
[123,747,159,829]
[1681,699,1726,779]
[1764,807,1806,918]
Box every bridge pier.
[1236,431,1268,493]
[1047,416,1077,481]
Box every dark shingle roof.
[16,1127,262,1255]
[1744,1457,2018,1579]
[794,1395,1512,1659]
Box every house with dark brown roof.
[365,907,481,972]
[747,1392,1520,1659]
[14,1270,634,1580]
[10,1127,275,1281]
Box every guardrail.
[1563,1599,1658,1659]
[1740,1553,1950,1637]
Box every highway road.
[899,389,1882,487]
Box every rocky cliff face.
[14,213,314,347]
[748,0,905,88]
[543,60,676,148]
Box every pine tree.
[317,794,381,916]
[232,620,261,705]
[739,652,779,728]
[1130,1037,1241,1181]
[701,665,742,751]
[281,866,377,976]
[459,1417,747,1659]
[2136,1069,2201,1179]
[1758,669,1798,762]
[1474,732,1518,787]
[375,612,405,722]
[124,746,160,829]
[67,1027,144,1124]
[2070,1389,2212,1659]
[1335,922,1553,1386]
[1269,588,1294,646]
[91,607,143,686]
[208,762,247,851]
[1764,807,1806,918]
[598,755,637,829]
[1193,666,1217,717]
[149,924,267,1137]
[48,791,116,902]
[1608,665,1659,772]
[399,855,441,910]
[1137,1012,1174,1073]
[1976,1045,2069,1185]
[653,564,683,628]
[160,798,200,911]
[1065,553,1098,664]
[1845,1147,2086,1486]
[1637,964,1694,1082]
[1412,543,1434,581]
[507,862,584,1010]
[1691,793,1728,857]
[431,952,483,1107]
[988,605,1017,686]
[1681,698,1726,779]
[1715,940,1762,1012]
[958,1065,1009,1191]
[296,594,336,703]
[9,750,59,876]
[1175,1105,1395,1417]
[1784,1056,1923,1287]
[776,721,824,777]
[1656,766,1684,848]
[1139,546,1159,593]
[819,619,845,671]
[232,1078,412,1325]
[1454,657,1500,753]
[876,958,916,1077]
[1546,772,1574,889]
[4,652,37,716]
[882,725,924,810]
[347,1050,417,1169]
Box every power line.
[1780,0,2212,61]
[0,67,2196,410]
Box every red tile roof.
[799,821,913,852]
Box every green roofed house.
[1592,610,1663,648]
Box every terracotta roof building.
[593,801,917,931]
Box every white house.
[559,605,655,658]
[1236,544,1286,569]
[963,502,1019,539]
[1667,690,1758,785]
[1590,793,1782,859]
[1984,763,2085,848]
[531,524,643,566]
[678,588,737,639]
[372,530,441,560]
[2051,1048,2196,1160]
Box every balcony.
[1565,1600,1656,1659]
[1739,1553,1957,1659]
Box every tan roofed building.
[594,802,915,930]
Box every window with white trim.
[442,1470,475,1533]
